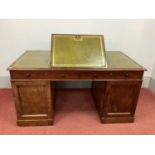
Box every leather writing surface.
[51,34,107,68]
[9,51,143,70]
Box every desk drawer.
[79,71,143,80]
[49,71,78,79]
[10,71,79,80]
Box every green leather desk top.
[51,34,107,68]
[8,50,145,71]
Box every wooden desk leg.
[11,81,54,126]
[92,80,142,123]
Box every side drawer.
[79,71,143,80]
[10,70,79,80]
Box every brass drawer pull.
[109,72,113,76]
[125,73,129,78]
[26,73,31,78]
[60,74,65,78]
[93,74,97,78]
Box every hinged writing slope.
[51,34,107,68]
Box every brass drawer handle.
[125,73,129,78]
[109,72,113,76]
[60,74,65,78]
[26,73,31,78]
[93,74,97,78]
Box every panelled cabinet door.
[101,81,142,123]
[11,81,53,126]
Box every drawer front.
[79,71,143,80]
[10,71,79,80]
[50,71,79,79]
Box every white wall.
[0,19,155,79]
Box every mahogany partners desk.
[8,50,145,126]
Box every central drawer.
[50,71,79,79]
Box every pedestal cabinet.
[11,81,54,126]
[92,80,142,123]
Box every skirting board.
[0,76,11,88]
[142,76,150,88]
[149,78,155,94]
[0,76,151,89]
